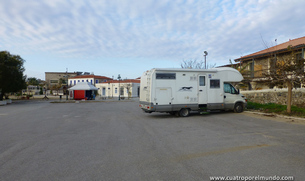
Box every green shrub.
[247,101,305,117]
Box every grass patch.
[247,101,305,118]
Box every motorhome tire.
[234,103,243,113]
[179,108,190,117]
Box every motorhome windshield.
[224,83,238,94]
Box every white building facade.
[96,79,140,98]
[22,85,41,95]
[68,75,112,87]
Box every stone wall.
[241,88,305,107]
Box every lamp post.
[65,69,69,100]
[108,82,110,99]
[117,74,121,100]
[204,51,208,69]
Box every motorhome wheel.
[179,108,190,117]
[234,103,243,113]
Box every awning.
[68,82,98,90]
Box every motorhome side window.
[224,83,238,94]
[210,79,220,88]
[199,76,205,86]
[156,73,176,79]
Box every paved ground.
[0,99,304,181]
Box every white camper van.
[139,67,247,117]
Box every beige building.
[96,79,140,99]
[234,36,305,90]
[45,72,79,89]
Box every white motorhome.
[139,67,247,117]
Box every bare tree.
[229,59,252,90]
[123,83,132,99]
[180,59,216,69]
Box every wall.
[241,88,305,107]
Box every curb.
[244,111,305,121]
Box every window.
[199,76,205,86]
[70,80,72,86]
[249,62,254,78]
[96,80,99,84]
[296,53,304,73]
[210,79,220,89]
[102,88,106,95]
[270,57,277,71]
[50,80,59,83]
[74,80,76,85]
[156,73,176,79]
[90,80,93,84]
[224,83,238,94]
[296,53,303,61]
[82,80,84,82]
[115,88,117,94]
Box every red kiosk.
[68,82,98,100]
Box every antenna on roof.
[260,33,269,49]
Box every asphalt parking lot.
[0,99,304,180]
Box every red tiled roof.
[100,79,140,84]
[69,75,112,79]
[235,36,305,62]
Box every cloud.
[0,0,305,79]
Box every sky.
[1,0,305,80]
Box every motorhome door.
[198,75,207,104]
[155,87,172,105]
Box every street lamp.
[204,51,208,69]
[65,69,69,100]
[117,74,121,100]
